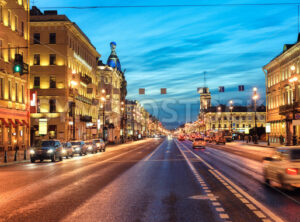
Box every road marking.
[253,211,266,218]
[177,140,285,222]
[144,140,166,161]
[174,140,230,221]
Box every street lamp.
[100,89,106,141]
[252,87,259,144]
[70,80,78,140]
[217,106,221,131]
[289,67,298,145]
[229,100,233,133]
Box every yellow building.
[263,36,300,145]
[29,7,100,143]
[204,106,266,134]
[0,0,30,158]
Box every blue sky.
[35,0,299,129]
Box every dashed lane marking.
[144,140,166,161]
[177,140,285,222]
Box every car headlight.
[30,149,35,154]
[47,149,54,153]
[88,146,92,150]
[75,147,80,151]
[62,149,66,154]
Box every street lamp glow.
[289,76,298,83]
[101,89,106,94]
[230,100,233,105]
[70,80,78,87]
[101,96,106,102]
[290,65,296,71]
[252,94,258,100]
[253,87,257,92]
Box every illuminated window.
[49,33,56,44]
[33,54,40,65]
[49,54,56,65]
[34,76,40,88]
[33,33,40,44]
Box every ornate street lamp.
[70,80,78,140]
[217,106,221,131]
[229,100,233,133]
[252,87,259,144]
[100,89,106,141]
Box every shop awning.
[22,120,29,127]
[15,119,23,126]
[8,119,16,128]
[0,118,9,127]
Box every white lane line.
[144,139,166,161]
[174,140,230,221]
[179,141,285,222]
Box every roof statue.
[107,41,122,71]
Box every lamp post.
[229,100,233,133]
[70,80,78,140]
[217,106,221,131]
[289,65,298,145]
[120,101,125,143]
[100,89,106,141]
[252,87,258,144]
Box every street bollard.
[4,150,7,163]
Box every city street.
[1,138,298,222]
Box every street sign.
[266,123,271,133]
[295,113,300,120]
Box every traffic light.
[13,54,23,75]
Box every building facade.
[29,7,100,144]
[0,0,30,157]
[263,36,300,145]
[97,42,127,143]
[203,105,266,133]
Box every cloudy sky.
[35,0,299,128]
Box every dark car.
[70,141,87,156]
[92,139,106,152]
[30,140,66,162]
[62,142,74,158]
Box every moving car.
[30,140,66,162]
[85,140,96,154]
[62,142,74,158]
[92,139,106,152]
[263,147,300,189]
[70,141,87,156]
[192,138,206,149]
[178,135,185,141]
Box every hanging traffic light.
[13,54,23,75]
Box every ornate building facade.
[29,7,100,143]
[0,0,30,160]
[263,35,300,145]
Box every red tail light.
[286,168,298,175]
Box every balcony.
[279,102,300,115]
[76,95,92,105]
[80,74,92,85]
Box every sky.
[34,0,300,129]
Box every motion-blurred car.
[192,138,206,149]
[70,141,87,156]
[263,147,300,189]
[92,139,106,152]
[85,140,96,154]
[62,142,74,158]
[30,140,66,162]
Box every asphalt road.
[0,138,298,222]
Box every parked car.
[192,138,206,149]
[30,140,66,162]
[85,140,96,154]
[263,147,300,189]
[70,141,87,156]
[62,142,74,158]
[92,139,106,152]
